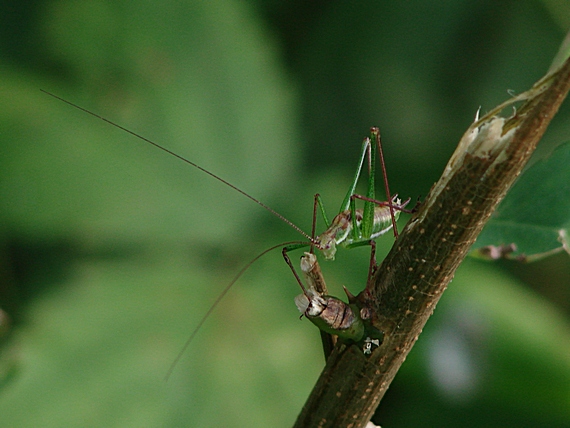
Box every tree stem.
[294,52,570,428]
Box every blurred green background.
[1,1,569,427]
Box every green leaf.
[0,0,299,246]
[0,2,310,427]
[472,141,570,261]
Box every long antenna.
[41,89,313,242]
[163,240,307,381]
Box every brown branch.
[294,54,570,427]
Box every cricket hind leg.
[352,194,415,213]
[346,127,400,242]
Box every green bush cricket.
[42,90,412,376]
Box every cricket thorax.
[316,201,403,260]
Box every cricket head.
[320,239,337,260]
[316,210,355,260]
